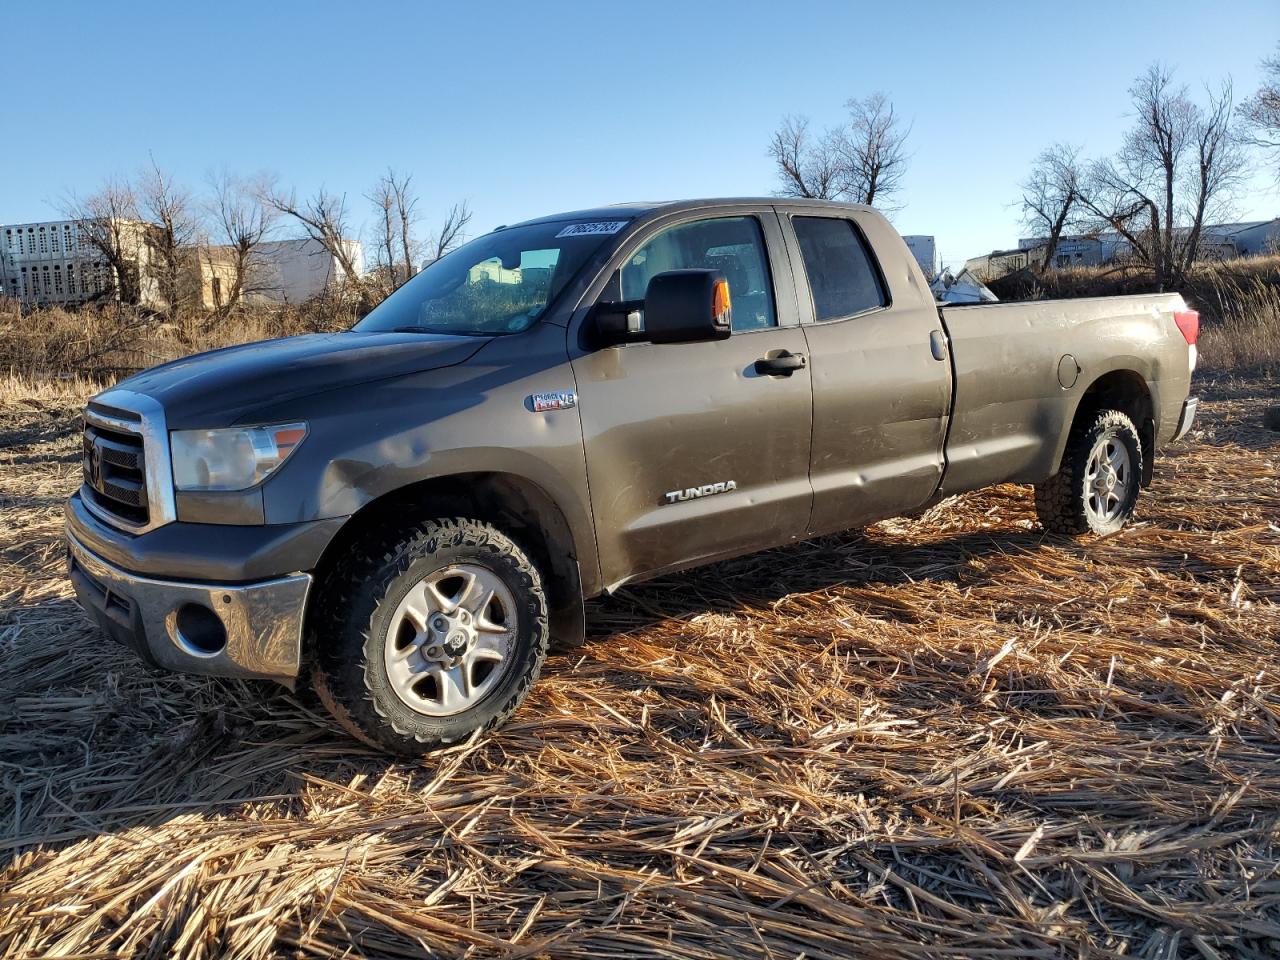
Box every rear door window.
[792,217,887,322]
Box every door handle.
[754,351,807,376]
[929,329,947,361]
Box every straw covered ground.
[1,375,1278,959]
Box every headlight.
[170,422,307,492]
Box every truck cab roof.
[508,197,877,230]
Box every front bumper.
[67,530,311,682]
[1172,396,1198,442]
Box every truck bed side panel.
[939,293,1191,495]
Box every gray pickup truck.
[66,198,1199,754]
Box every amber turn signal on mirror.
[712,278,732,327]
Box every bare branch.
[841,93,911,209]
[205,171,278,314]
[1020,144,1085,273]
[1238,46,1280,178]
[62,178,143,305]
[393,173,418,281]
[365,169,420,295]
[367,175,399,297]
[425,201,472,264]
[1076,63,1248,288]
[137,159,199,316]
[768,115,844,200]
[260,181,363,292]
[768,97,910,210]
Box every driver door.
[570,210,813,589]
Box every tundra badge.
[529,391,577,412]
[664,480,737,504]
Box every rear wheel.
[312,517,550,755]
[1035,409,1143,536]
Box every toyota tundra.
[66,199,1199,754]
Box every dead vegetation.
[987,253,1280,310]
[0,374,1277,957]
[0,297,355,383]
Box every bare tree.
[205,171,277,314]
[63,178,144,305]
[260,183,364,290]
[366,169,419,294]
[1239,45,1280,177]
[137,160,199,316]
[1081,65,1246,288]
[1020,144,1085,273]
[395,174,418,280]
[769,96,910,208]
[368,176,399,296]
[768,115,845,200]
[841,93,910,208]
[423,201,472,265]
[1181,81,1247,274]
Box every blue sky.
[4,0,1277,269]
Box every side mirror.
[592,269,732,346]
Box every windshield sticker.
[554,221,629,239]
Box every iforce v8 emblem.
[529,391,577,412]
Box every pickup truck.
[66,198,1199,754]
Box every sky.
[3,0,1277,270]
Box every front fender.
[251,325,601,595]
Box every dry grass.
[984,255,1280,309]
[1198,278,1280,373]
[0,297,354,382]
[0,375,1278,957]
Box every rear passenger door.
[782,210,951,534]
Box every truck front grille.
[83,412,149,526]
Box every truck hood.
[114,331,489,428]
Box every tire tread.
[310,517,549,755]
[1035,409,1143,536]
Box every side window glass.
[620,216,777,332]
[791,217,887,322]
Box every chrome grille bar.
[80,390,176,534]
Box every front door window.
[620,216,777,332]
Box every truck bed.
[937,293,1193,496]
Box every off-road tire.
[311,517,550,756]
[1035,409,1143,536]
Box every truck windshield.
[354,220,625,336]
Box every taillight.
[1174,309,1199,345]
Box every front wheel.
[312,517,550,756]
[1035,409,1143,536]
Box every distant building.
[1016,235,1126,270]
[186,246,241,311]
[963,247,1033,279]
[247,237,365,304]
[902,235,937,279]
[0,219,363,308]
[993,218,1280,276]
[468,258,523,285]
[0,219,153,306]
[1204,219,1280,257]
